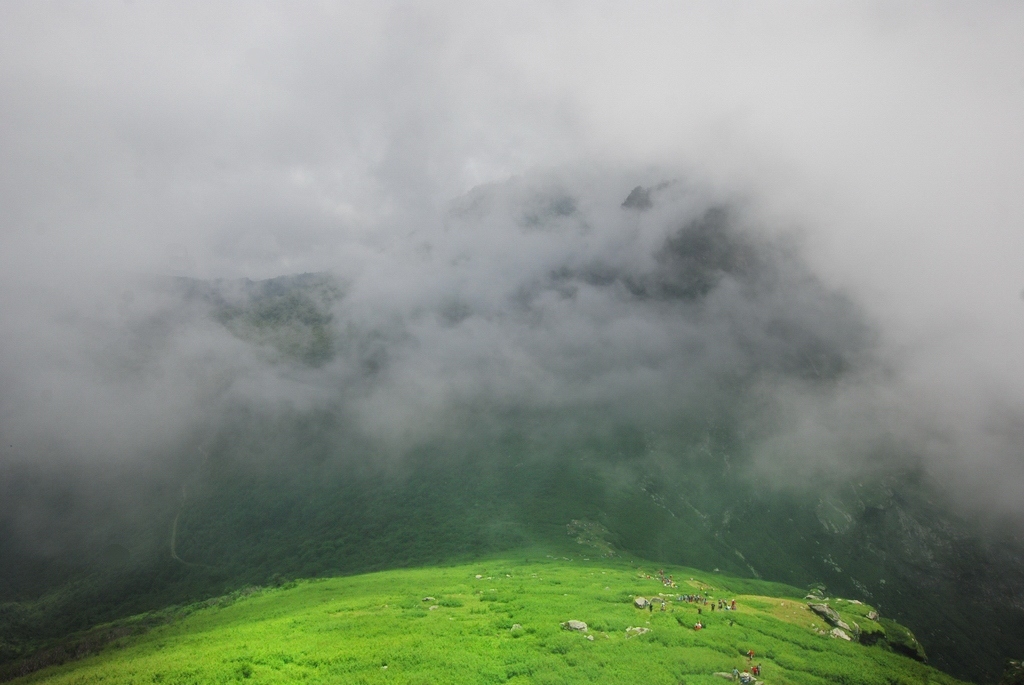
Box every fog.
[1,2,1023,518]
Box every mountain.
[2,178,1023,682]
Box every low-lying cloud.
[1,2,1023,520]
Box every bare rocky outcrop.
[808,603,855,633]
[809,602,867,642]
[808,603,842,625]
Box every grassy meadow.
[8,549,966,685]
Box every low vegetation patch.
[6,551,968,684]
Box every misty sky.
[1,2,1023,515]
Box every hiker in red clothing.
[747,649,755,660]
[731,599,736,610]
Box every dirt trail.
[170,508,185,564]
[170,485,195,566]
[169,446,214,568]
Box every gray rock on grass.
[808,603,841,624]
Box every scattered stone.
[422,596,435,602]
[713,672,735,680]
[867,610,879,621]
[634,596,650,609]
[475,574,483,579]
[510,624,522,631]
[428,605,439,611]
[626,626,651,637]
[562,620,588,632]
[831,627,852,641]
[586,634,594,641]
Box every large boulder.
[561,620,588,632]
[808,603,842,625]
[808,602,855,633]
[634,597,650,609]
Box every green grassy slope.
[9,551,966,685]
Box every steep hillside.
[2,442,1022,682]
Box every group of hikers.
[636,569,744,635]
[687,595,739,631]
[679,593,737,611]
[633,580,761,681]
[639,568,680,588]
[730,650,763,682]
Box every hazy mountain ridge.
[174,272,343,368]
[1,178,1023,682]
